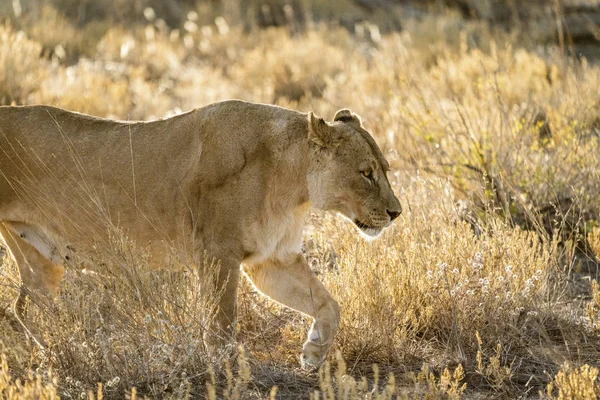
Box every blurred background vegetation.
[3,0,600,63]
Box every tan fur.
[0,100,401,367]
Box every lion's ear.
[334,109,362,128]
[308,112,341,149]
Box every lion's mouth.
[354,219,378,230]
[353,219,383,238]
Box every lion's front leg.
[203,256,240,350]
[244,254,340,368]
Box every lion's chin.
[353,219,384,241]
[337,213,384,240]
[357,226,383,241]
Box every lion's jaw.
[306,182,388,239]
[342,213,385,239]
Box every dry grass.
[2,2,600,399]
[0,24,46,104]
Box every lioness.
[0,100,401,367]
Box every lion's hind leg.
[0,222,65,347]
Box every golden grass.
[0,354,59,400]
[545,363,600,399]
[1,3,600,398]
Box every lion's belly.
[2,222,67,264]
[1,207,185,272]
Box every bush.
[0,25,45,105]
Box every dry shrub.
[170,65,242,114]
[49,0,192,27]
[231,28,349,102]
[0,25,45,105]
[590,228,600,261]
[401,10,498,66]
[3,5,109,63]
[0,354,59,400]
[25,227,229,398]
[62,242,216,396]
[0,349,253,400]
[18,6,84,62]
[310,177,552,366]
[32,60,132,118]
[309,352,466,399]
[124,74,178,121]
[544,363,600,399]
[587,280,600,331]
[96,26,184,80]
[190,24,253,70]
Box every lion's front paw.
[301,340,329,369]
[300,327,331,369]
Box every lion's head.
[307,109,402,238]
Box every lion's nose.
[386,208,401,221]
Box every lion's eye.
[361,170,373,180]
